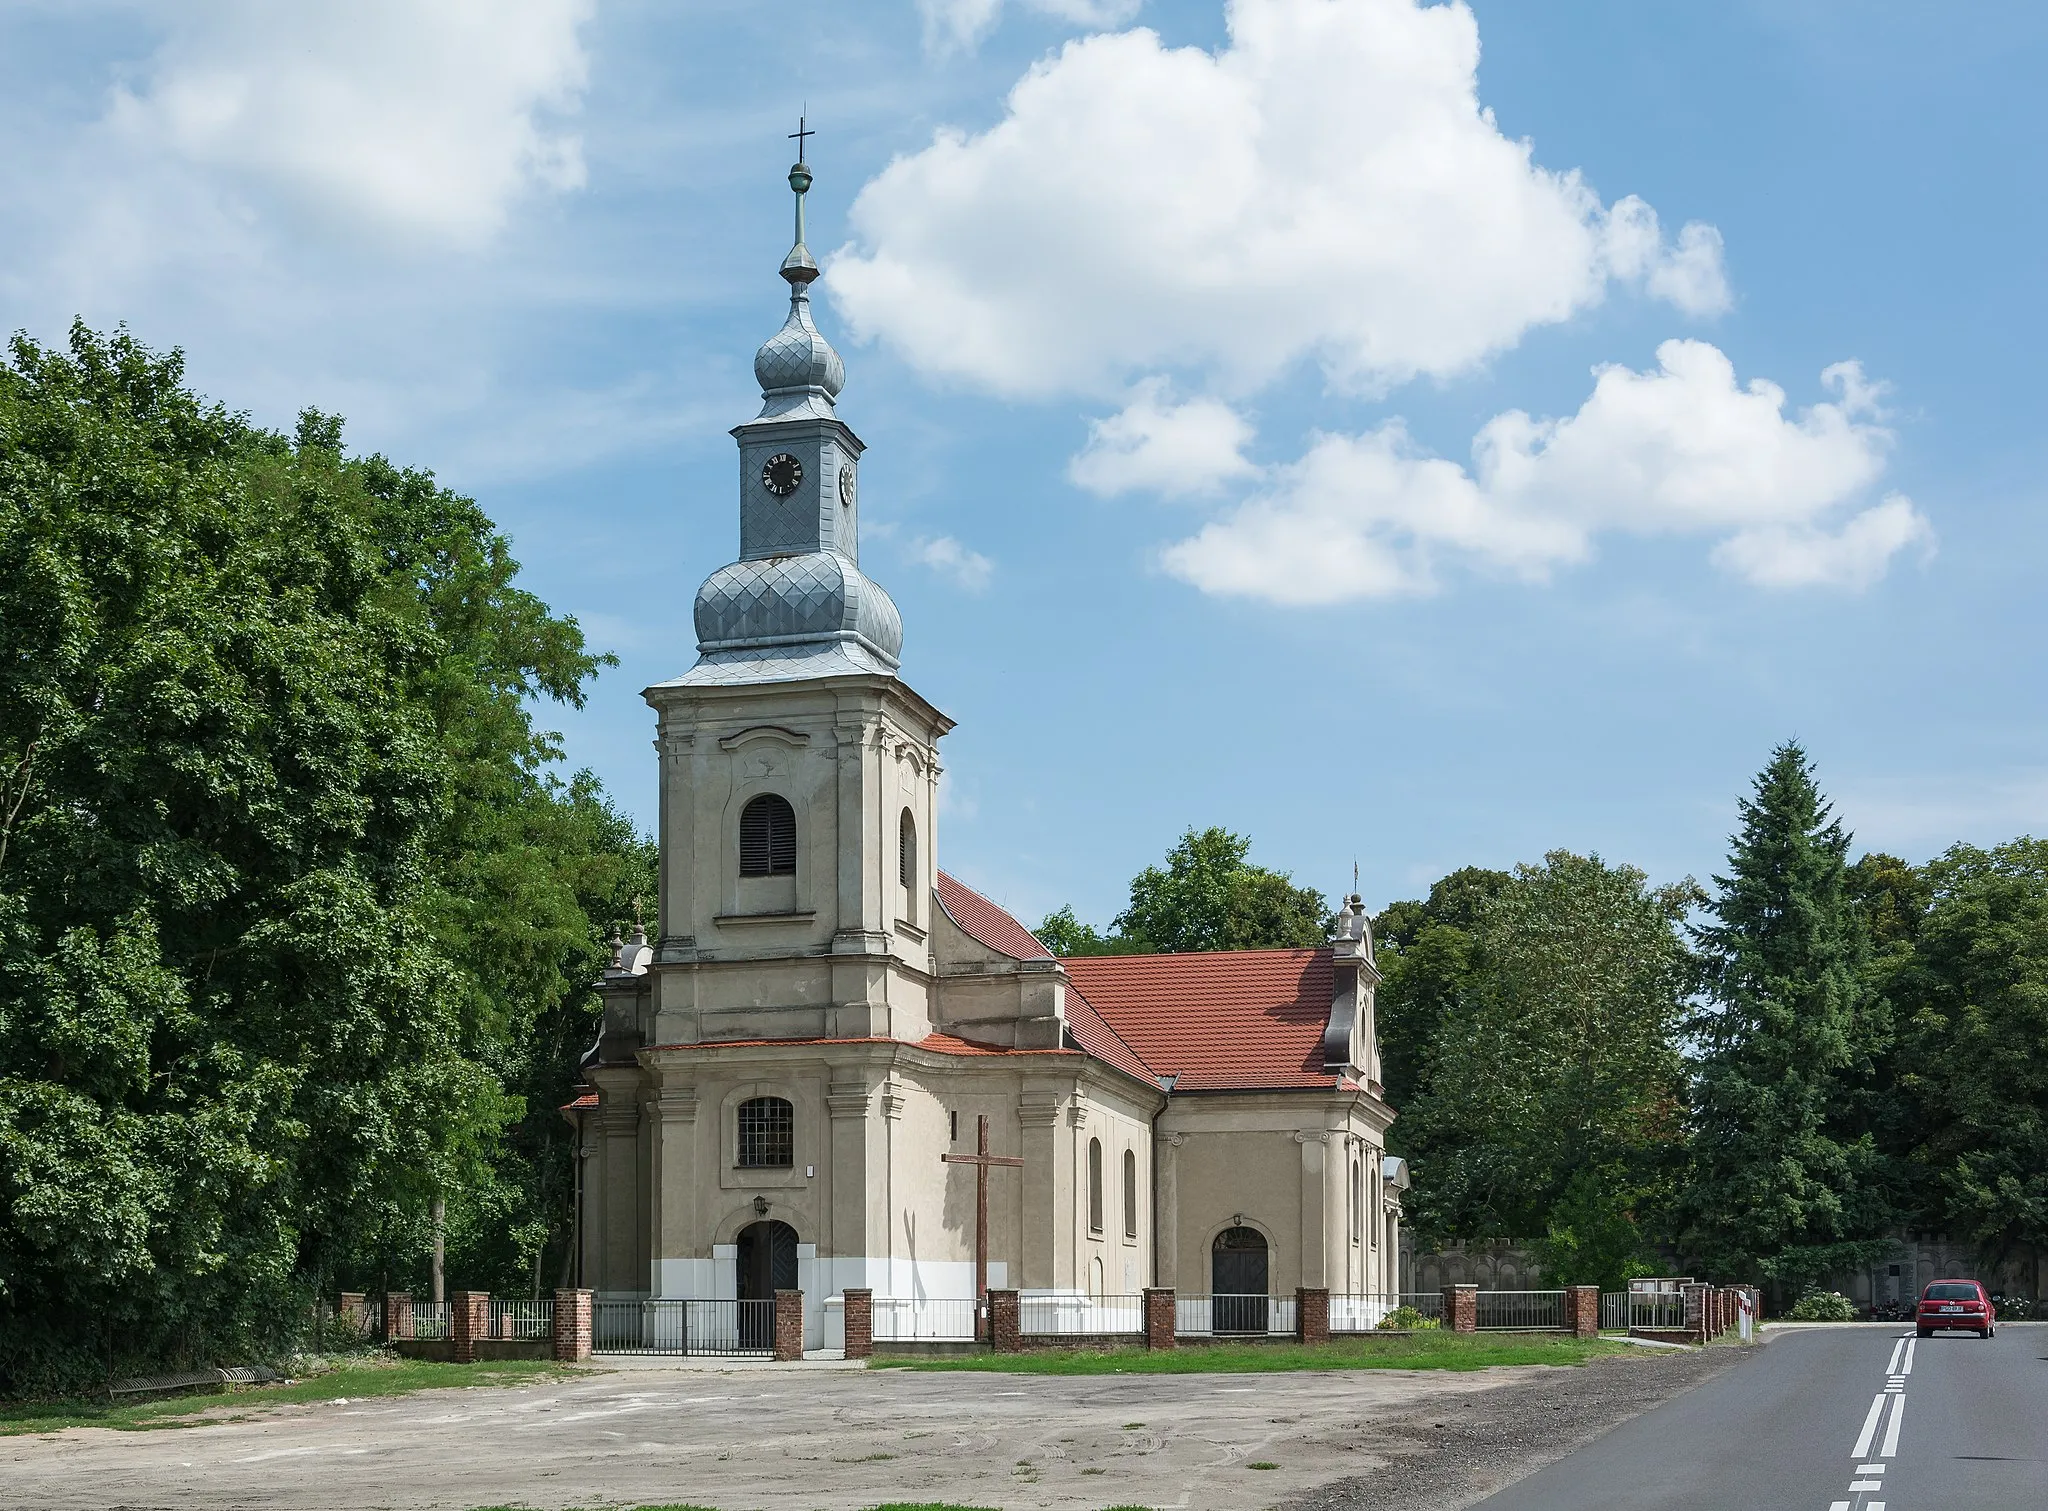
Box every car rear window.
[1924,1283,1979,1300]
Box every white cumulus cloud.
[1161,341,1931,603]
[835,0,1727,399]
[919,0,1145,55]
[1068,380,1258,496]
[105,0,594,245]
[911,535,996,590]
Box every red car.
[1916,1279,1997,1338]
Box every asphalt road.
[1472,1322,2048,1510]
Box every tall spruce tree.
[1683,743,1893,1295]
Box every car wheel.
[1917,1328,1932,1338]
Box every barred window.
[739,794,796,877]
[737,1096,794,1168]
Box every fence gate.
[592,1299,776,1357]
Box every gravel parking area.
[0,1347,1745,1511]
[1287,1344,1753,1511]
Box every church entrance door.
[1212,1226,1269,1334]
[736,1220,799,1349]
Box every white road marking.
[1852,1394,1889,1458]
[1885,1338,1905,1374]
[1858,1463,1885,1472]
[1869,1503,1886,1510]
[1849,1481,1882,1491]
[1900,1337,1915,1374]
[1880,1393,1905,1457]
[1829,1501,1851,1511]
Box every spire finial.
[781,115,819,287]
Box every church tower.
[640,145,954,1049]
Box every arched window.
[899,808,917,888]
[736,1096,794,1168]
[1122,1148,1139,1238]
[739,794,796,877]
[1087,1137,1104,1233]
[1352,1159,1363,1243]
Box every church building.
[569,151,1404,1350]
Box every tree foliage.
[1681,742,1892,1290]
[1888,840,2048,1267]
[1394,852,1692,1288]
[0,324,648,1392]
[1038,827,1329,956]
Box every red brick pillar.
[552,1289,592,1362]
[451,1291,490,1363]
[1682,1283,1710,1344]
[1143,1288,1176,1351]
[1445,1284,1477,1334]
[988,1289,1021,1353]
[772,1289,804,1361]
[842,1289,873,1360]
[385,1291,414,1341]
[1565,1286,1600,1338]
[1296,1287,1330,1345]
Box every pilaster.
[1017,1090,1061,1290]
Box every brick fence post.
[1565,1286,1600,1338]
[842,1289,873,1360]
[988,1289,1021,1353]
[1296,1287,1330,1345]
[1445,1284,1477,1334]
[385,1291,414,1341]
[1143,1287,1176,1351]
[451,1291,489,1363]
[552,1288,592,1362]
[1682,1283,1710,1344]
[772,1289,804,1361]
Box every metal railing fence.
[489,1298,554,1340]
[1018,1293,1144,1336]
[871,1295,981,1342]
[1174,1294,1299,1337]
[592,1298,775,1356]
[1601,1292,1630,1331]
[410,1301,452,1340]
[1328,1292,1445,1331]
[1628,1291,1689,1330]
[1473,1290,1567,1331]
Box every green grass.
[2,1357,574,1436]
[870,1331,1628,1375]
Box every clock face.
[761,453,803,497]
[838,462,856,507]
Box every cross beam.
[941,1114,1023,1338]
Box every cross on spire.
[789,114,814,164]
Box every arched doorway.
[1212,1226,1269,1334]
[736,1219,799,1349]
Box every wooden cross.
[941,1114,1023,1338]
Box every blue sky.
[4,1,2044,931]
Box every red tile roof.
[1062,987,1164,1085]
[934,871,1054,961]
[1062,948,1340,1092]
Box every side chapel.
[569,151,1405,1349]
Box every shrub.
[1787,1291,1855,1321]
[1376,1305,1441,1331]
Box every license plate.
[1940,1305,1962,1313]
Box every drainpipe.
[1149,1074,1179,1288]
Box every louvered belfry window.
[899,809,916,888]
[737,1096,794,1168]
[739,794,797,877]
